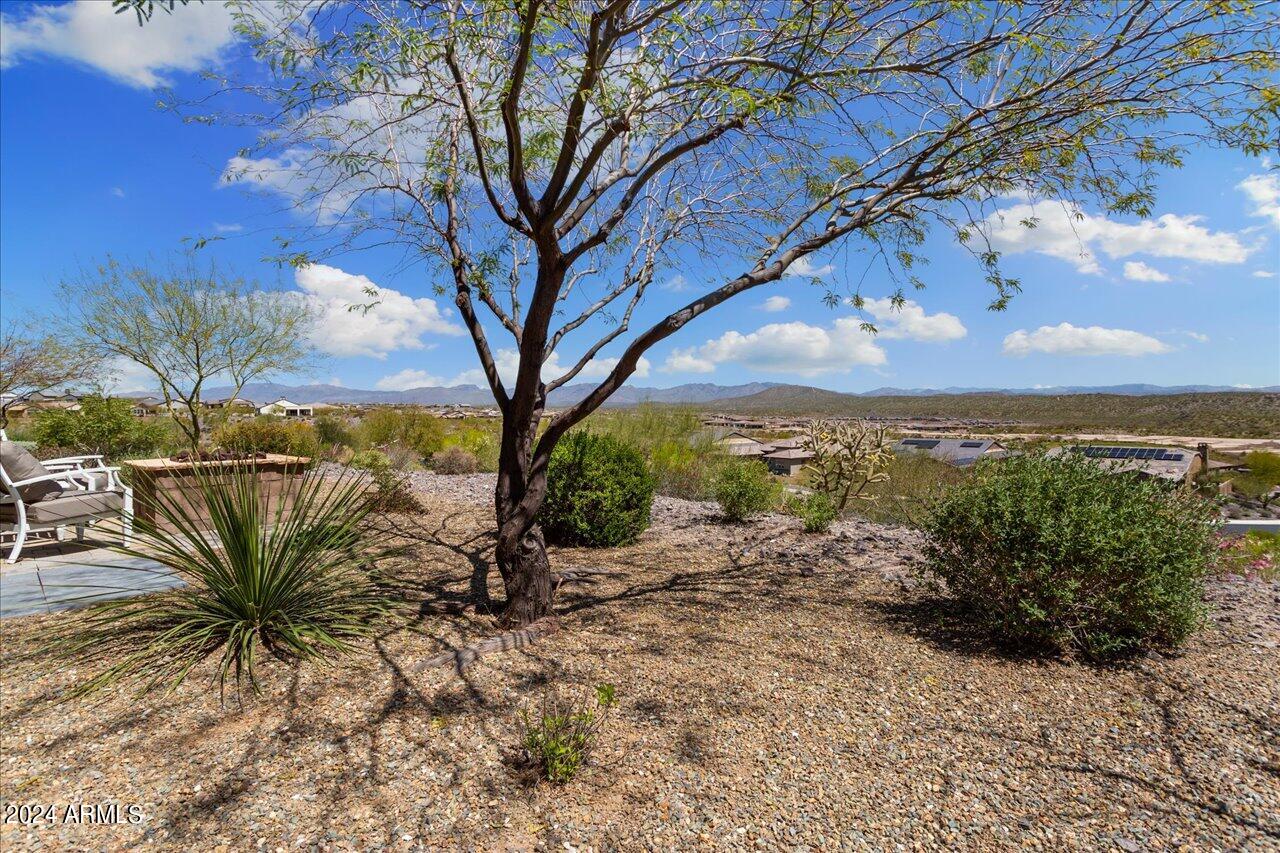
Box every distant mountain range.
[206,381,783,407]
[208,380,1278,407]
[855,383,1280,397]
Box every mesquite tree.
[196,0,1275,626]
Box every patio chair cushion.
[0,490,124,525]
[0,441,63,503]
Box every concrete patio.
[0,537,182,619]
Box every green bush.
[1215,532,1278,581]
[31,395,170,460]
[55,465,397,696]
[922,454,1218,659]
[587,404,718,498]
[314,414,355,449]
[431,446,479,474]
[350,449,391,470]
[517,683,617,784]
[214,418,320,458]
[350,449,422,513]
[788,491,838,533]
[711,458,781,522]
[441,425,500,472]
[542,431,655,547]
[356,409,444,459]
[851,453,969,527]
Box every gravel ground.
[2,473,1277,851]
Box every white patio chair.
[0,441,133,563]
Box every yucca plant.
[57,463,399,698]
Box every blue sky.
[2,1,1277,395]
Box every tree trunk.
[493,402,555,627]
[494,521,553,627]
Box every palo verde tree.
[0,320,101,431]
[59,258,317,445]
[179,1,1274,626]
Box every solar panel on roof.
[960,441,983,448]
[903,439,940,449]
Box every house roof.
[718,431,762,444]
[893,437,1004,465]
[1046,445,1197,481]
[763,448,815,461]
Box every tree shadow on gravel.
[370,509,499,616]
[865,593,1075,663]
[556,545,831,623]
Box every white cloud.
[105,357,159,394]
[982,200,1251,274]
[1185,331,1210,343]
[110,186,125,199]
[660,274,690,292]
[1002,323,1171,357]
[375,368,446,391]
[328,376,345,386]
[221,148,358,225]
[1122,261,1171,283]
[783,256,835,278]
[662,318,886,377]
[294,263,463,360]
[0,0,237,88]
[1253,269,1276,278]
[1237,173,1280,227]
[214,222,243,233]
[860,297,967,342]
[759,295,790,312]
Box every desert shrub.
[649,438,719,500]
[314,414,355,449]
[214,418,321,458]
[350,448,390,470]
[516,683,617,784]
[922,454,1218,659]
[853,453,969,527]
[588,404,718,498]
[787,491,838,533]
[431,446,479,474]
[351,449,422,513]
[441,425,501,472]
[1232,451,1280,508]
[711,458,781,522]
[542,431,654,547]
[356,409,444,459]
[1215,532,1279,581]
[55,465,397,696]
[31,395,170,460]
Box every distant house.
[257,398,314,418]
[892,437,1008,467]
[717,431,766,457]
[1047,445,1202,484]
[204,397,255,410]
[762,447,815,477]
[128,397,167,416]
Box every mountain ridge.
[206,380,1279,407]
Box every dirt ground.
[1,483,1278,852]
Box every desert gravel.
[1,472,1277,851]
